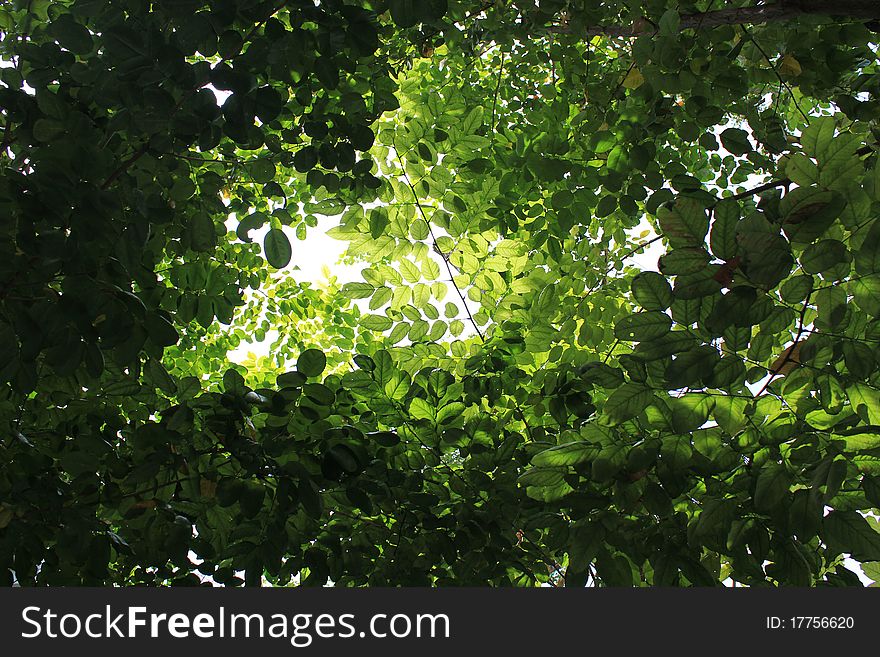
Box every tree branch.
[716,178,791,204]
[552,1,880,38]
[101,145,148,190]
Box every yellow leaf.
[770,342,801,376]
[622,67,645,90]
[779,54,802,77]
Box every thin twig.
[394,146,484,340]
[101,145,148,190]
[755,289,811,396]
[490,51,506,132]
[740,24,809,122]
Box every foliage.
[2,0,880,587]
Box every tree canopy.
[3,0,880,587]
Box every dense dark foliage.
[2,0,880,586]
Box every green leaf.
[400,259,422,283]
[852,276,880,317]
[237,212,266,243]
[780,275,813,304]
[146,358,177,395]
[704,286,756,334]
[754,463,792,512]
[369,431,400,447]
[518,467,566,487]
[345,487,373,515]
[855,220,880,275]
[660,435,692,470]
[631,272,673,311]
[713,396,748,435]
[658,9,680,36]
[460,106,484,135]
[665,346,719,388]
[800,239,848,274]
[144,312,179,347]
[780,188,845,245]
[360,314,393,331]
[657,198,709,248]
[737,214,793,288]
[823,511,880,562]
[408,319,429,341]
[719,128,752,156]
[369,208,390,239]
[325,444,360,476]
[596,195,617,217]
[602,383,654,425]
[788,490,822,541]
[32,118,64,142]
[299,478,324,519]
[369,286,393,309]
[413,282,432,308]
[668,394,715,433]
[239,482,266,518]
[801,117,836,159]
[847,383,880,425]
[297,348,327,378]
[264,229,292,268]
[861,561,880,585]
[843,342,875,380]
[409,397,435,420]
[607,146,629,173]
[532,442,594,467]
[710,199,740,260]
[428,320,447,341]
[247,159,276,184]
[342,282,375,299]
[839,431,880,452]
[568,523,605,574]
[388,321,410,342]
[189,212,217,252]
[388,0,429,28]
[614,311,672,342]
[223,368,246,395]
[659,247,711,276]
[422,258,440,280]
[50,15,93,55]
[293,146,318,172]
